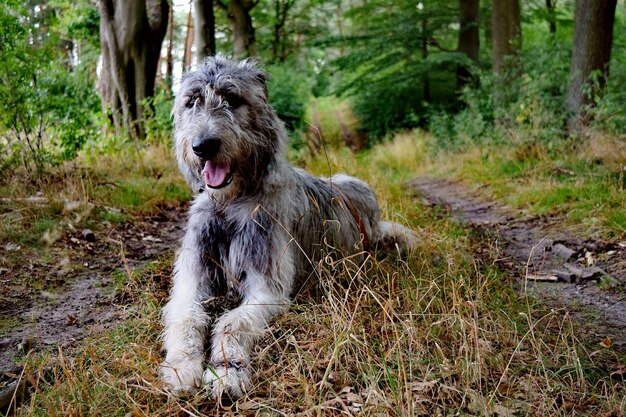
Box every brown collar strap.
[333,187,370,252]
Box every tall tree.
[491,0,521,74]
[457,0,479,89]
[545,0,557,34]
[183,7,194,71]
[565,0,617,128]
[217,0,258,59]
[272,0,295,62]
[98,0,169,139]
[491,0,521,107]
[421,9,430,101]
[194,0,216,62]
[165,4,174,89]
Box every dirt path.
[0,205,185,378]
[413,177,626,351]
[309,100,323,151]
[333,109,359,152]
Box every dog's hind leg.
[160,233,211,392]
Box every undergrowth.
[423,129,626,240]
[8,134,625,416]
[0,143,189,248]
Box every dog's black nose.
[192,135,221,158]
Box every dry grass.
[0,142,189,248]
[579,130,626,170]
[9,134,626,416]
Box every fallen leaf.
[493,403,518,417]
[345,392,363,404]
[410,380,437,392]
[496,383,512,395]
[236,401,258,411]
[600,336,613,348]
[340,386,353,394]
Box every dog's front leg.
[203,273,291,399]
[160,241,211,392]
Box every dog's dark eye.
[224,92,243,109]
[186,93,202,109]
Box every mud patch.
[0,204,185,377]
[413,177,626,351]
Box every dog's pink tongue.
[202,160,229,187]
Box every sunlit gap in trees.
[167,0,227,93]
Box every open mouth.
[201,160,233,189]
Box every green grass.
[9,132,624,416]
[424,134,626,239]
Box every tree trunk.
[491,0,521,108]
[98,0,169,140]
[546,0,557,34]
[272,0,294,62]
[457,0,480,90]
[482,2,492,50]
[226,0,257,59]
[491,0,521,74]
[194,0,216,63]
[566,0,617,128]
[183,7,194,71]
[165,4,174,90]
[421,13,430,101]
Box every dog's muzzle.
[192,135,221,159]
[192,135,233,189]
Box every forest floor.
[413,176,626,351]
[0,203,185,374]
[2,130,625,415]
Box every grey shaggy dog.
[160,56,416,399]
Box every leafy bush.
[143,88,174,144]
[429,33,571,151]
[0,1,100,176]
[350,73,425,141]
[42,67,101,160]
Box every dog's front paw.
[202,361,251,399]
[160,356,204,393]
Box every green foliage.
[43,66,101,160]
[352,77,423,141]
[53,0,100,47]
[266,63,311,132]
[429,27,573,151]
[142,88,174,144]
[0,1,100,176]
[330,0,464,141]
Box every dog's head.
[173,56,286,197]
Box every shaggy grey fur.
[160,56,416,399]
